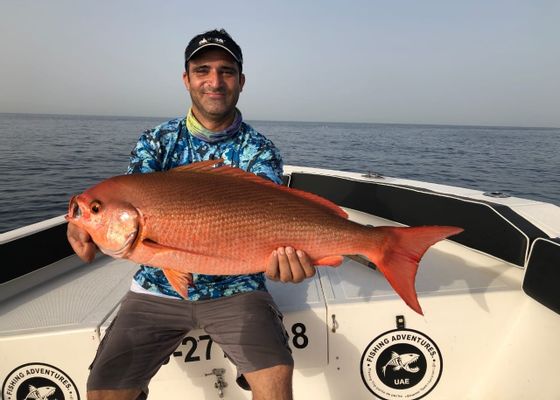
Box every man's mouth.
[205,91,225,98]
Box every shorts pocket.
[268,304,291,353]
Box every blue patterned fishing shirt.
[128,117,283,301]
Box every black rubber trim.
[288,172,547,266]
[523,238,560,315]
[0,222,73,284]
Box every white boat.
[1,166,559,400]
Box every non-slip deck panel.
[288,173,547,266]
[523,238,560,315]
[0,222,73,284]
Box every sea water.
[0,113,558,233]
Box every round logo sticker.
[360,328,442,400]
[2,363,80,400]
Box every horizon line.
[0,111,558,130]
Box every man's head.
[183,29,245,130]
[184,29,243,73]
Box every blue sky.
[1,0,558,127]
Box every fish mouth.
[403,356,420,373]
[67,195,82,220]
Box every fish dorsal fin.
[392,351,400,358]
[168,160,348,219]
[287,185,348,219]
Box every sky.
[0,0,559,127]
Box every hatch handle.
[205,368,228,398]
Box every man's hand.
[67,222,97,263]
[266,247,316,283]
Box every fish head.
[66,184,140,258]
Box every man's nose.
[207,70,224,88]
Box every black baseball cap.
[184,29,243,71]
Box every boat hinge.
[362,171,384,179]
[483,190,510,198]
[396,315,406,329]
[331,314,339,333]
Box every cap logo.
[199,37,225,45]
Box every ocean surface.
[1,113,558,234]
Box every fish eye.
[90,201,101,214]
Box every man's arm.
[127,127,164,174]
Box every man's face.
[183,48,245,127]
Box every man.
[67,29,315,400]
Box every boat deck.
[3,209,557,399]
[2,168,559,399]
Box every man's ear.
[239,73,246,92]
[182,71,191,91]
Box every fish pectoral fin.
[141,239,205,262]
[139,239,233,276]
[141,239,226,261]
[142,239,181,252]
[315,255,344,266]
[137,240,198,298]
[162,269,193,299]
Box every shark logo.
[381,352,420,376]
[24,385,56,400]
[2,363,80,400]
[360,327,442,400]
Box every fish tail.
[364,226,463,315]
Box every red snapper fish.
[66,160,463,314]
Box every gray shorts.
[87,290,293,394]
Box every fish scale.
[66,159,463,314]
